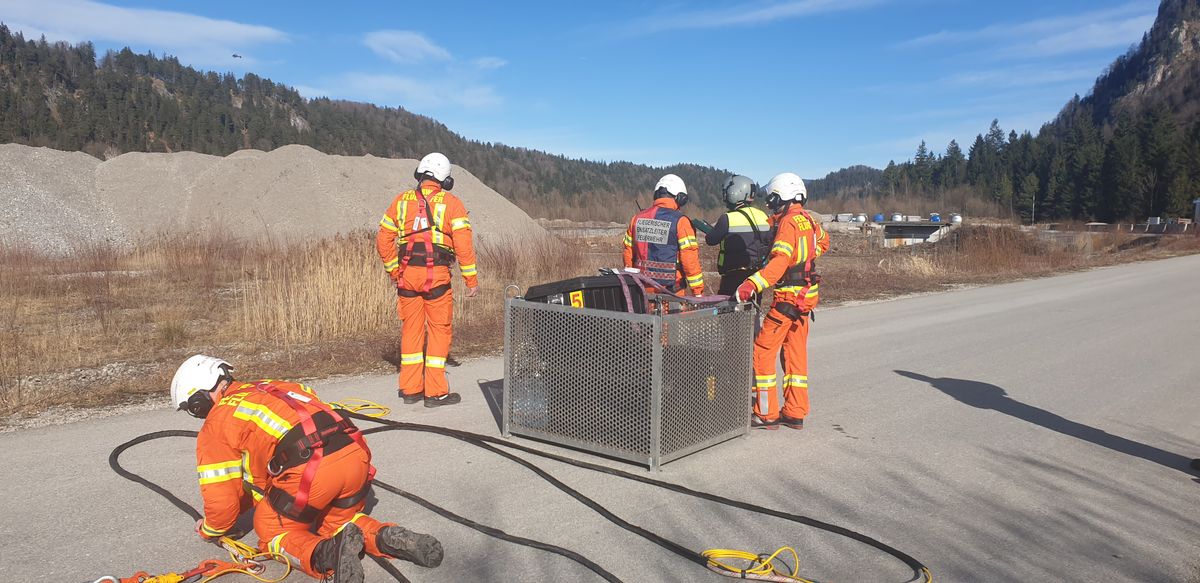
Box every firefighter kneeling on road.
[172,355,444,582]
[734,173,830,430]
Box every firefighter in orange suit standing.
[376,152,479,407]
[735,173,830,430]
[171,355,444,582]
[623,173,705,296]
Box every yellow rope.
[195,537,292,583]
[703,547,813,582]
[330,398,390,418]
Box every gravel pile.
[2,144,545,253]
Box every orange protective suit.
[742,204,830,422]
[376,180,478,399]
[622,198,705,295]
[195,380,393,578]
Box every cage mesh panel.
[507,303,655,456]
[505,300,752,467]
[660,309,754,457]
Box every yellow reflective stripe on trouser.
[201,521,226,538]
[754,374,775,388]
[267,533,304,569]
[197,459,242,485]
[685,272,703,286]
[460,263,477,277]
[400,352,424,366]
[232,402,293,440]
[783,374,809,388]
[425,356,446,369]
[748,273,768,292]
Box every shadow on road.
[477,379,504,432]
[895,370,1197,477]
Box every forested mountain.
[0,24,731,221]
[877,0,1200,222]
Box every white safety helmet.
[653,173,689,207]
[171,354,232,418]
[415,152,454,189]
[763,172,807,213]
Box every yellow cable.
[703,547,813,583]
[330,398,390,418]
[193,537,292,583]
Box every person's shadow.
[895,370,1197,477]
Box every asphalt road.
[3,255,1198,582]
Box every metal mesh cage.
[503,298,752,470]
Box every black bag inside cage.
[524,274,648,314]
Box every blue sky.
[0,0,1159,181]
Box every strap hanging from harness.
[254,383,374,523]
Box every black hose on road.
[110,418,931,583]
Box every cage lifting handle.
[503,284,521,299]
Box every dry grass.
[1,224,1196,417]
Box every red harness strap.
[396,187,448,294]
[255,383,371,517]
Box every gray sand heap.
[1,143,545,253]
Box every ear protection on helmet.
[655,186,689,207]
[183,390,215,419]
[413,171,454,191]
[766,192,790,214]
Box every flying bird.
[232,53,243,58]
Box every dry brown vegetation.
[2,224,1197,418]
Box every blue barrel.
[873,213,885,223]
[930,213,941,223]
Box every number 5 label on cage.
[569,290,584,308]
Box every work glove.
[692,219,714,235]
[735,280,757,303]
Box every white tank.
[890,213,903,222]
[950,213,963,224]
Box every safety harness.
[774,208,822,322]
[395,187,457,296]
[254,383,375,524]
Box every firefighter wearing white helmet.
[169,355,445,582]
[623,173,705,295]
[736,172,829,431]
[698,175,772,296]
[377,152,479,407]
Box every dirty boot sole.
[333,523,365,583]
[378,526,444,568]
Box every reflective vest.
[631,204,688,291]
[718,206,772,274]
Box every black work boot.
[424,393,461,408]
[377,525,444,567]
[311,523,365,583]
[399,391,423,405]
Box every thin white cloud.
[363,30,451,64]
[941,66,1098,88]
[629,0,884,34]
[897,1,1155,57]
[340,73,501,110]
[0,0,287,66]
[473,56,508,70]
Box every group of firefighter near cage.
[147,153,828,583]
